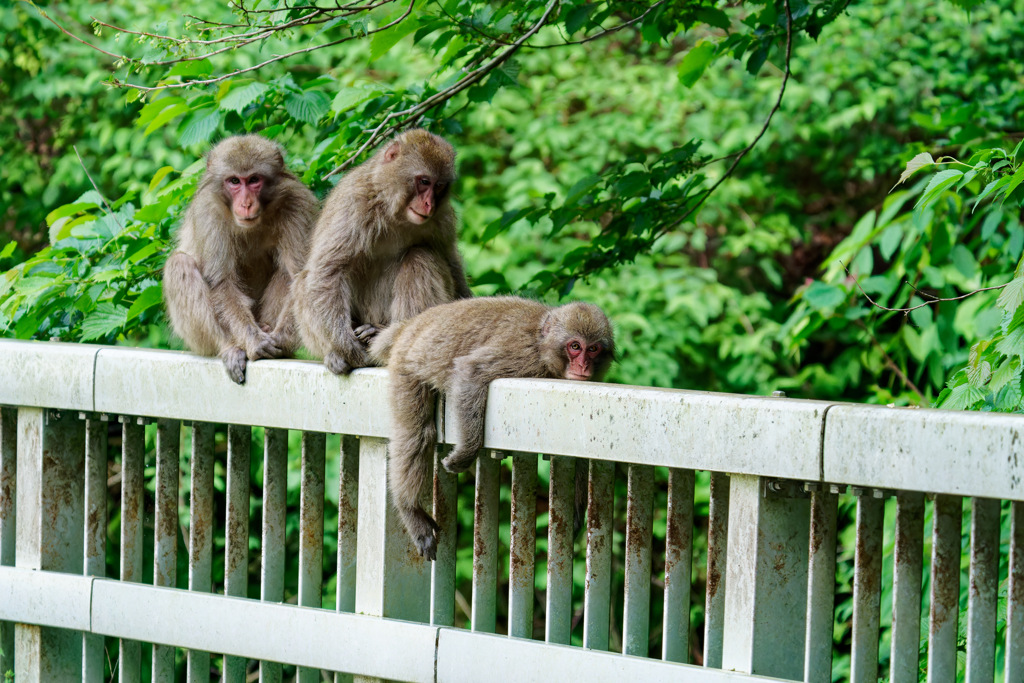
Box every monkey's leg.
[257,268,298,355]
[388,376,442,560]
[441,353,495,474]
[389,247,457,323]
[298,268,369,374]
[164,253,253,383]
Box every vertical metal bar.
[704,471,730,669]
[83,416,107,683]
[297,431,326,683]
[804,488,838,683]
[927,494,962,683]
[663,468,694,663]
[187,422,215,682]
[471,453,500,633]
[583,460,614,651]
[545,455,575,645]
[508,452,537,640]
[337,435,360,614]
[260,428,287,683]
[0,408,15,677]
[721,475,810,679]
[1008,501,1024,682]
[623,464,654,657]
[333,435,360,683]
[119,417,145,683]
[15,408,85,682]
[355,437,430,621]
[850,493,884,683]
[152,419,180,682]
[431,446,457,628]
[965,497,999,682]
[223,424,252,683]
[889,492,924,683]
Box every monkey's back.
[387,296,550,387]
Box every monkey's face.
[405,175,448,225]
[224,174,265,229]
[563,338,606,381]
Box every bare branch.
[73,146,115,215]
[856,320,927,404]
[842,262,1009,315]
[325,0,559,178]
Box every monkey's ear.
[540,310,555,338]
[383,142,401,163]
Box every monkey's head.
[207,135,287,230]
[375,129,456,226]
[540,302,615,382]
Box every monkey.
[163,134,318,384]
[369,296,614,560]
[293,129,471,376]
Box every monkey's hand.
[220,347,248,384]
[246,328,284,360]
[354,324,379,344]
[406,510,440,561]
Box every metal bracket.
[763,478,810,499]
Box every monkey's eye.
[588,344,602,354]
[247,175,261,185]
[569,341,582,351]
[436,182,447,194]
[227,177,241,185]
[418,177,431,188]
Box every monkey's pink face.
[564,339,604,381]
[225,175,264,227]
[406,176,447,225]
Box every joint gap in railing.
[817,402,839,484]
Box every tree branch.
[842,262,1008,315]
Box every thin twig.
[842,262,1008,314]
[856,320,926,404]
[666,0,794,232]
[324,0,559,178]
[73,146,115,214]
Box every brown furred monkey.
[370,296,614,560]
[293,129,471,375]
[163,135,318,384]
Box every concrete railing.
[0,339,1021,682]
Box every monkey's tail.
[368,324,399,363]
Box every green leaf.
[951,244,977,279]
[997,276,1024,312]
[332,85,383,113]
[148,166,176,194]
[565,5,591,35]
[166,59,213,78]
[1002,163,1024,201]
[892,152,934,189]
[879,223,903,260]
[80,302,128,341]
[564,175,601,206]
[677,41,716,88]
[369,21,420,62]
[285,89,331,125]
[219,82,270,113]
[996,326,1024,360]
[803,281,846,310]
[144,102,190,135]
[914,169,963,210]
[694,7,731,29]
[938,383,985,410]
[46,202,98,227]
[179,109,222,147]
[126,285,163,322]
[0,242,15,259]
[966,359,992,388]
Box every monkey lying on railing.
[370,296,614,560]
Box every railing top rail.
[1,339,1023,499]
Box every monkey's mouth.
[236,214,261,225]
[406,207,430,224]
[566,371,591,381]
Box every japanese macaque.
[163,135,318,384]
[293,129,471,375]
[370,296,614,559]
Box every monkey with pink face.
[163,135,318,383]
[370,296,615,559]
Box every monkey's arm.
[447,246,472,299]
[299,259,370,373]
[440,347,503,473]
[209,277,282,360]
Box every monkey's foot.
[441,448,477,474]
[221,347,247,384]
[324,351,353,375]
[405,513,440,561]
[247,330,283,360]
[354,324,378,343]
